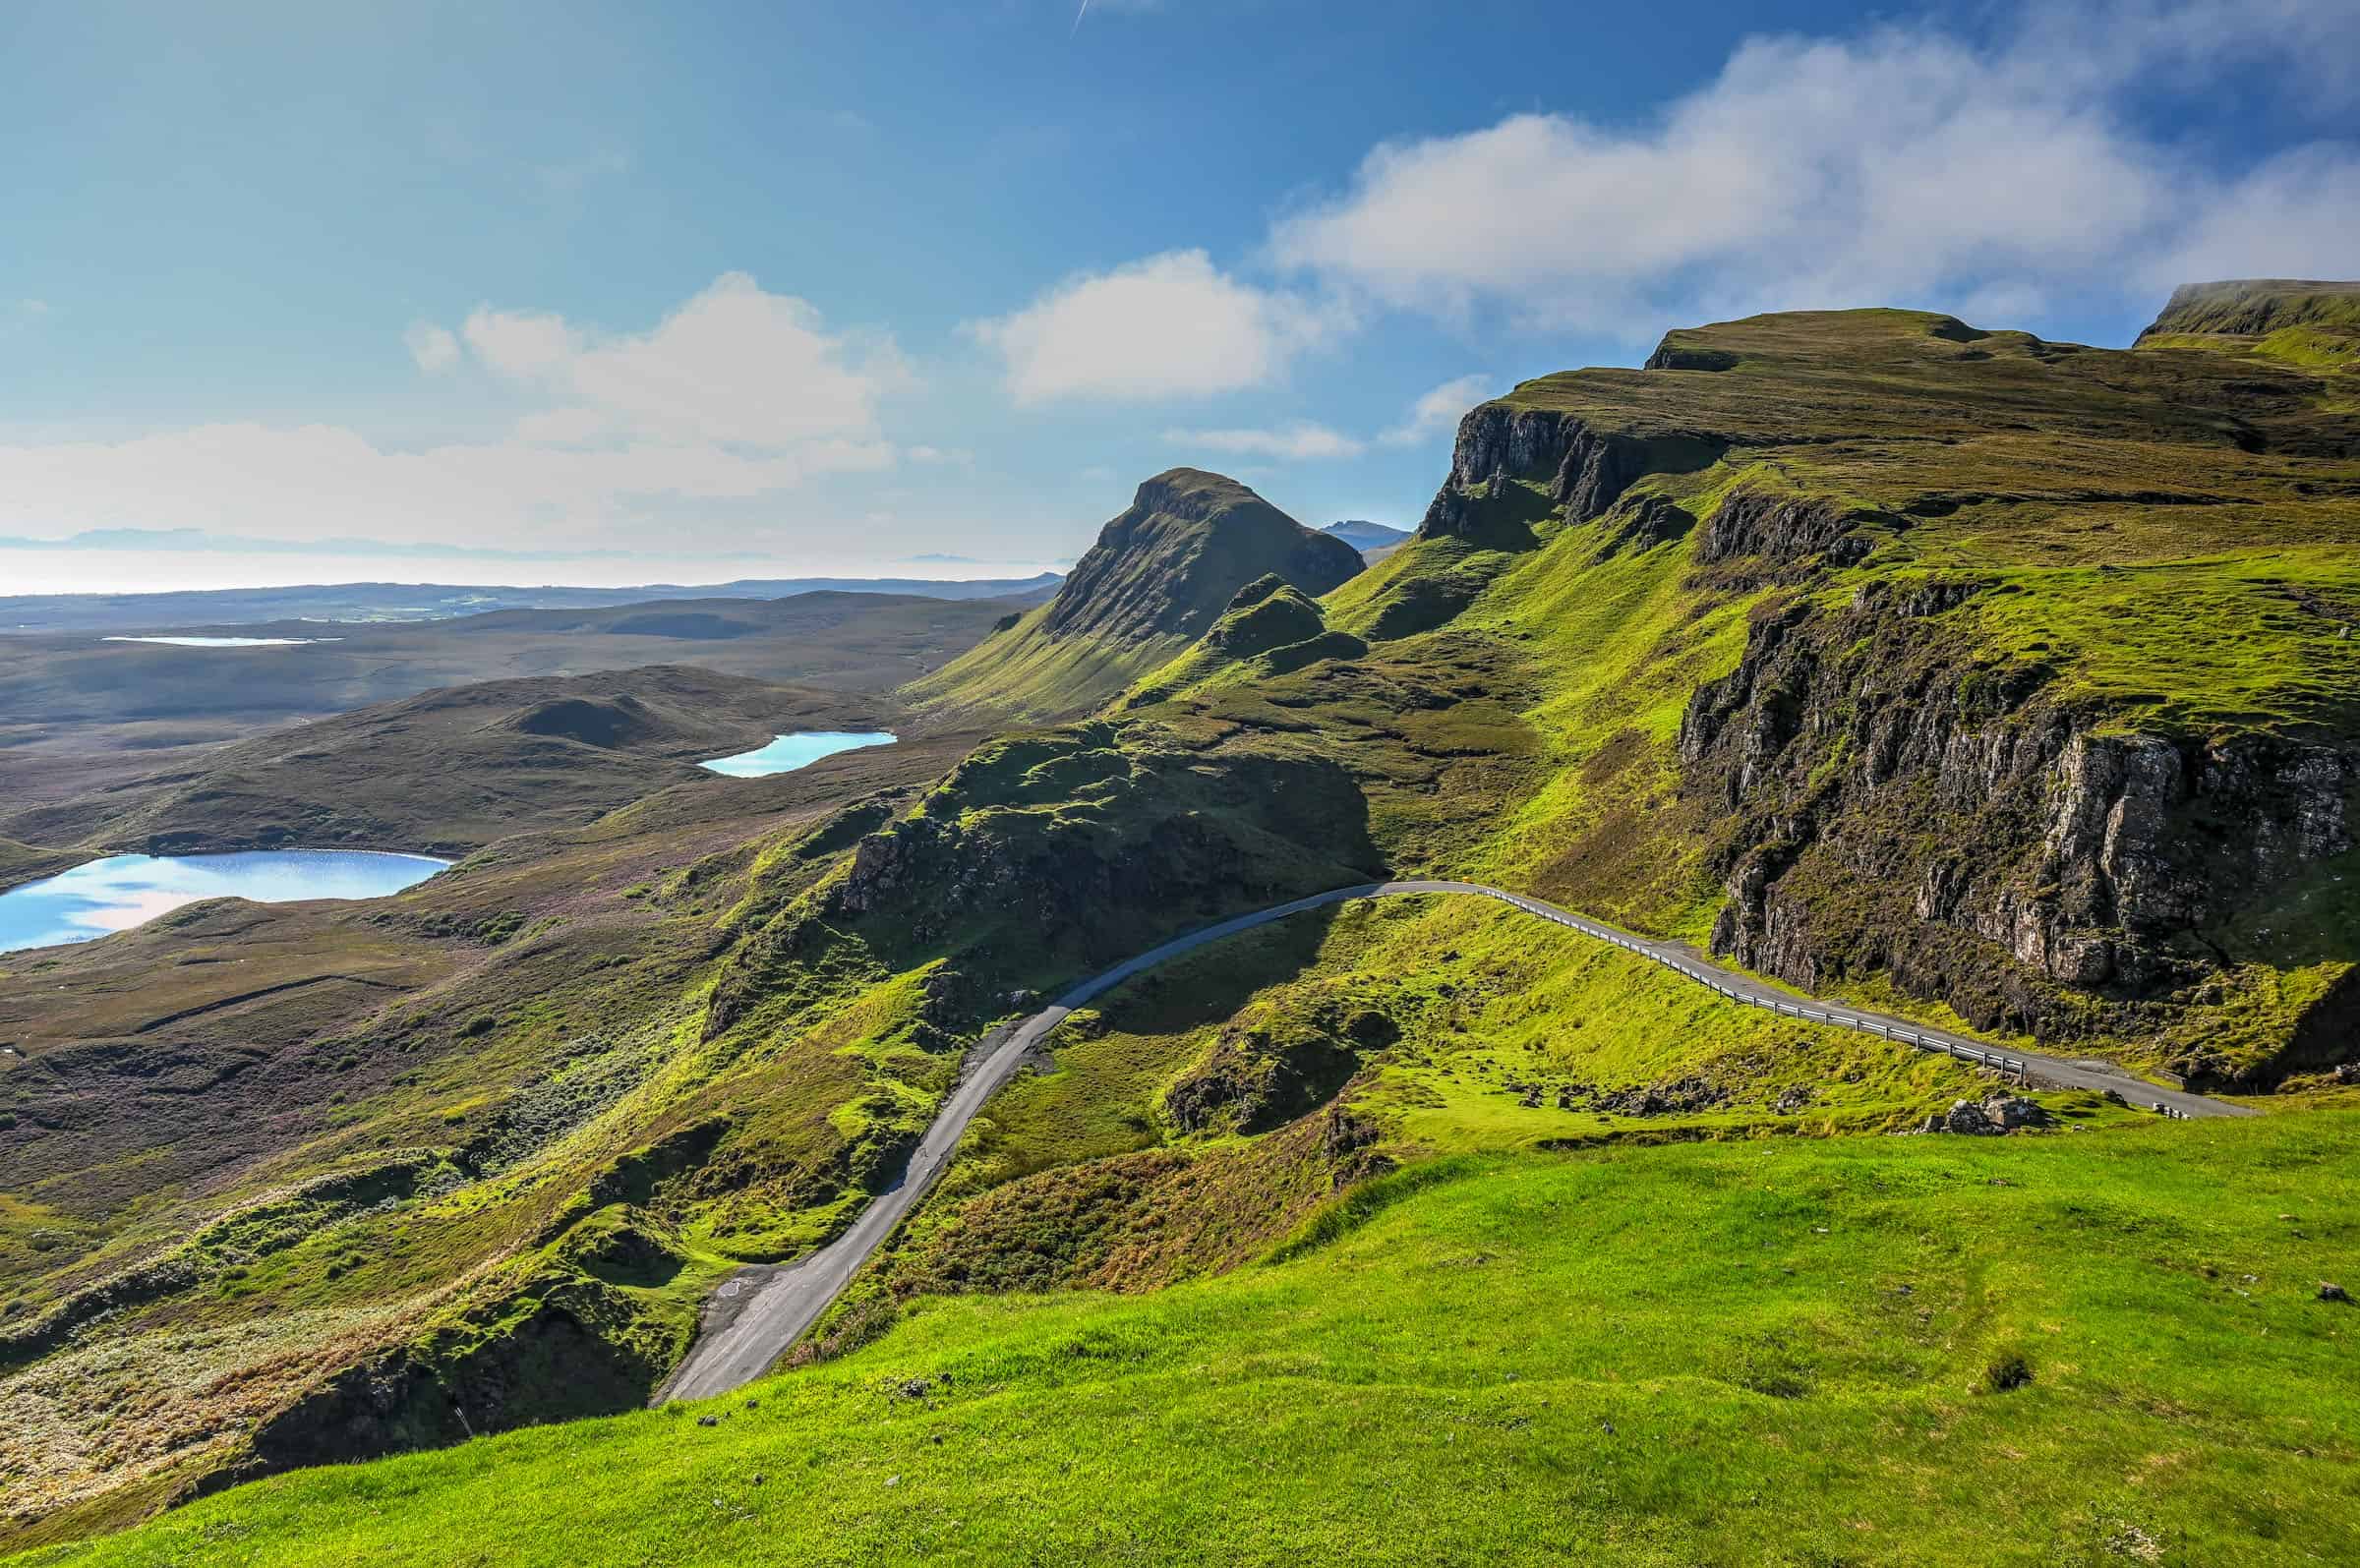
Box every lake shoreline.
[0,847,454,957]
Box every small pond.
[700,730,898,779]
[0,850,450,955]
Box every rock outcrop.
[1042,470,1363,644]
[907,469,1363,721]
[1679,581,2355,1074]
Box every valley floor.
[20,1113,2357,1567]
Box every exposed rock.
[1040,470,1362,644]
[1695,488,1897,571]
[1421,402,1724,544]
[1596,494,1696,558]
[1680,580,2358,1071]
[1925,1099,2000,1135]
[1917,1094,2054,1135]
[1165,1019,1361,1135]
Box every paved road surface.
[655,878,2246,1405]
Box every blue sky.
[3,0,2355,591]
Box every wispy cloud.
[1161,377,1498,465]
[1381,375,1493,446]
[1163,422,1368,460]
[404,320,461,373]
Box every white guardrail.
[1490,893,2034,1081]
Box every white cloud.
[460,306,580,380]
[1163,422,1368,460]
[1270,0,2360,333]
[1381,375,1493,446]
[404,320,460,373]
[967,250,1345,403]
[2138,142,2360,287]
[464,272,912,448]
[0,275,910,552]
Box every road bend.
[655,878,2247,1405]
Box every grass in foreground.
[25,1112,2358,1567]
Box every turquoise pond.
[0,850,450,955]
[699,730,898,778]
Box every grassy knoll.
[0,841,77,897]
[26,1111,2359,1567]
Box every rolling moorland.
[0,588,1050,840]
[3,280,2357,1564]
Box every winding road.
[654,878,2247,1406]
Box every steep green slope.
[907,470,1363,722]
[33,1112,2360,1567]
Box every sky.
[2,0,2355,593]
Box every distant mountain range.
[0,572,1066,635]
[1321,519,1411,558]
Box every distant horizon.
[0,546,1076,599]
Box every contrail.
[1072,0,1091,34]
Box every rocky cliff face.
[1420,403,1724,542]
[1676,581,2357,1080]
[1393,291,2360,1085]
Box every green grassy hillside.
[7,285,2356,1552]
[29,1112,2359,1567]
[907,470,1363,722]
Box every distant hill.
[0,572,1064,635]
[0,666,886,857]
[1322,518,1411,556]
[905,470,1363,721]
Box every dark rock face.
[1596,494,1696,558]
[1680,587,2357,1074]
[1041,469,1363,644]
[1420,403,1726,544]
[821,735,1382,970]
[1694,489,1895,572]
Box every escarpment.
[1385,289,2360,1085]
[1420,402,1725,545]
[1678,583,2357,1082]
